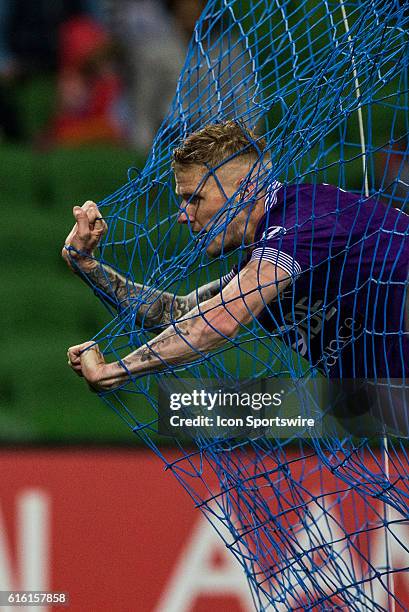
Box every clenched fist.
[67,341,121,391]
[62,200,107,272]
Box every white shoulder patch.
[261,226,287,240]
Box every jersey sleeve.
[250,233,303,280]
[222,224,308,284]
[250,213,309,282]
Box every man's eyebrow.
[178,191,202,200]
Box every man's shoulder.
[255,182,358,244]
[276,182,357,205]
[271,182,365,226]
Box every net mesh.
[77,0,409,608]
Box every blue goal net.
[70,0,409,608]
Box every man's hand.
[67,341,117,392]
[62,201,107,272]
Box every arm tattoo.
[136,320,192,364]
[77,263,228,332]
[186,278,229,310]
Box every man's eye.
[179,195,200,207]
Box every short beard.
[204,218,244,257]
[206,234,237,257]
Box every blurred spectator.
[43,15,128,148]
[0,0,107,72]
[112,0,204,152]
[0,0,125,145]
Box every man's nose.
[177,205,195,224]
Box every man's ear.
[236,176,257,201]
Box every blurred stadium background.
[1,1,408,610]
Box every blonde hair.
[172,121,266,170]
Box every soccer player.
[63,121,409,391]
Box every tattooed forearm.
[120,309,225,377]
[136,320,192,364]
[77,262,228,332]
[186,278,229,310]
[78,263,190,328]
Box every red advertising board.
[0,449,407,611]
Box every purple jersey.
[227,183,409,378]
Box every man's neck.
[241,198,266,247]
